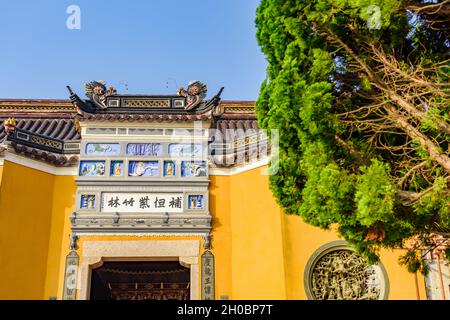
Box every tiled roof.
[0,99,75,114]
[0,100,269,168]
[0,117,81,166]
[10,141,79,166]
[0,118,80,141]
[216,119,259,139]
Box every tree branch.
[385,104,450,174]
[322,26,450,135]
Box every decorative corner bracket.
[69,233,79,250]
[203,233,212,250]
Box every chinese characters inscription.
[202,251,215,300]
[101,193,184,213]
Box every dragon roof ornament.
[4,118,17,135]
[177,80,207,110]
[83,81,117,110]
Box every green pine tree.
[255,0,450,273]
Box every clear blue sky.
[0,0,267,101]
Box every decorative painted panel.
[85,143,120,156]
[181,161,207,177]
[79,161,106,177]
[110,160,124,176]
[126,143,162,156]
[101,192,184,213]
[188,195,204,209]
[80,195,96,209]
[202,251,215,300]
[163,160,176,177]
[128,161,159,177]
[123,99,170,108]
[168,143,202,157]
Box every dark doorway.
[89,261,190,300]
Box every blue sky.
[0,0,267,101]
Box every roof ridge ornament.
[177,80,207,110]
[83,80,117,110]
[67,80,224,116]
[67,81,117,114]
[4,118,17,135]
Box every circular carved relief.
[304,241,389,300]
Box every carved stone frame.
[304,240,389,300]
[77,240,200,300]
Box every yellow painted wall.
[0,164,4,185]
[282,215,339,299]
[282,215,427,300]
[378,249,427,300]
[0,161,55,299]
[43,175,76,299]
[209,175,232,299]
[0,159,428,300]
[211,165,427,300]
[228,168,287,299]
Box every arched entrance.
[90,261,190,300]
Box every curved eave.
[9,142,79,167]
[79,113,214,122]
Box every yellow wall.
[0,160,427,300]
[282,215,427,300]
[0,160,76,299]
[43,175,76,299]
[0,164,4,185]
[0,161,55,299]
[211,167,427,300]
[210,170,287,299]
[228,169,287,299]
[209,175,232,299]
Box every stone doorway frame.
[77,240,200,300]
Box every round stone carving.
[304,241,389,300]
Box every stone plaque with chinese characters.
[202,251,215,300]
[101,193,184,213]
[62,251,79,300]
